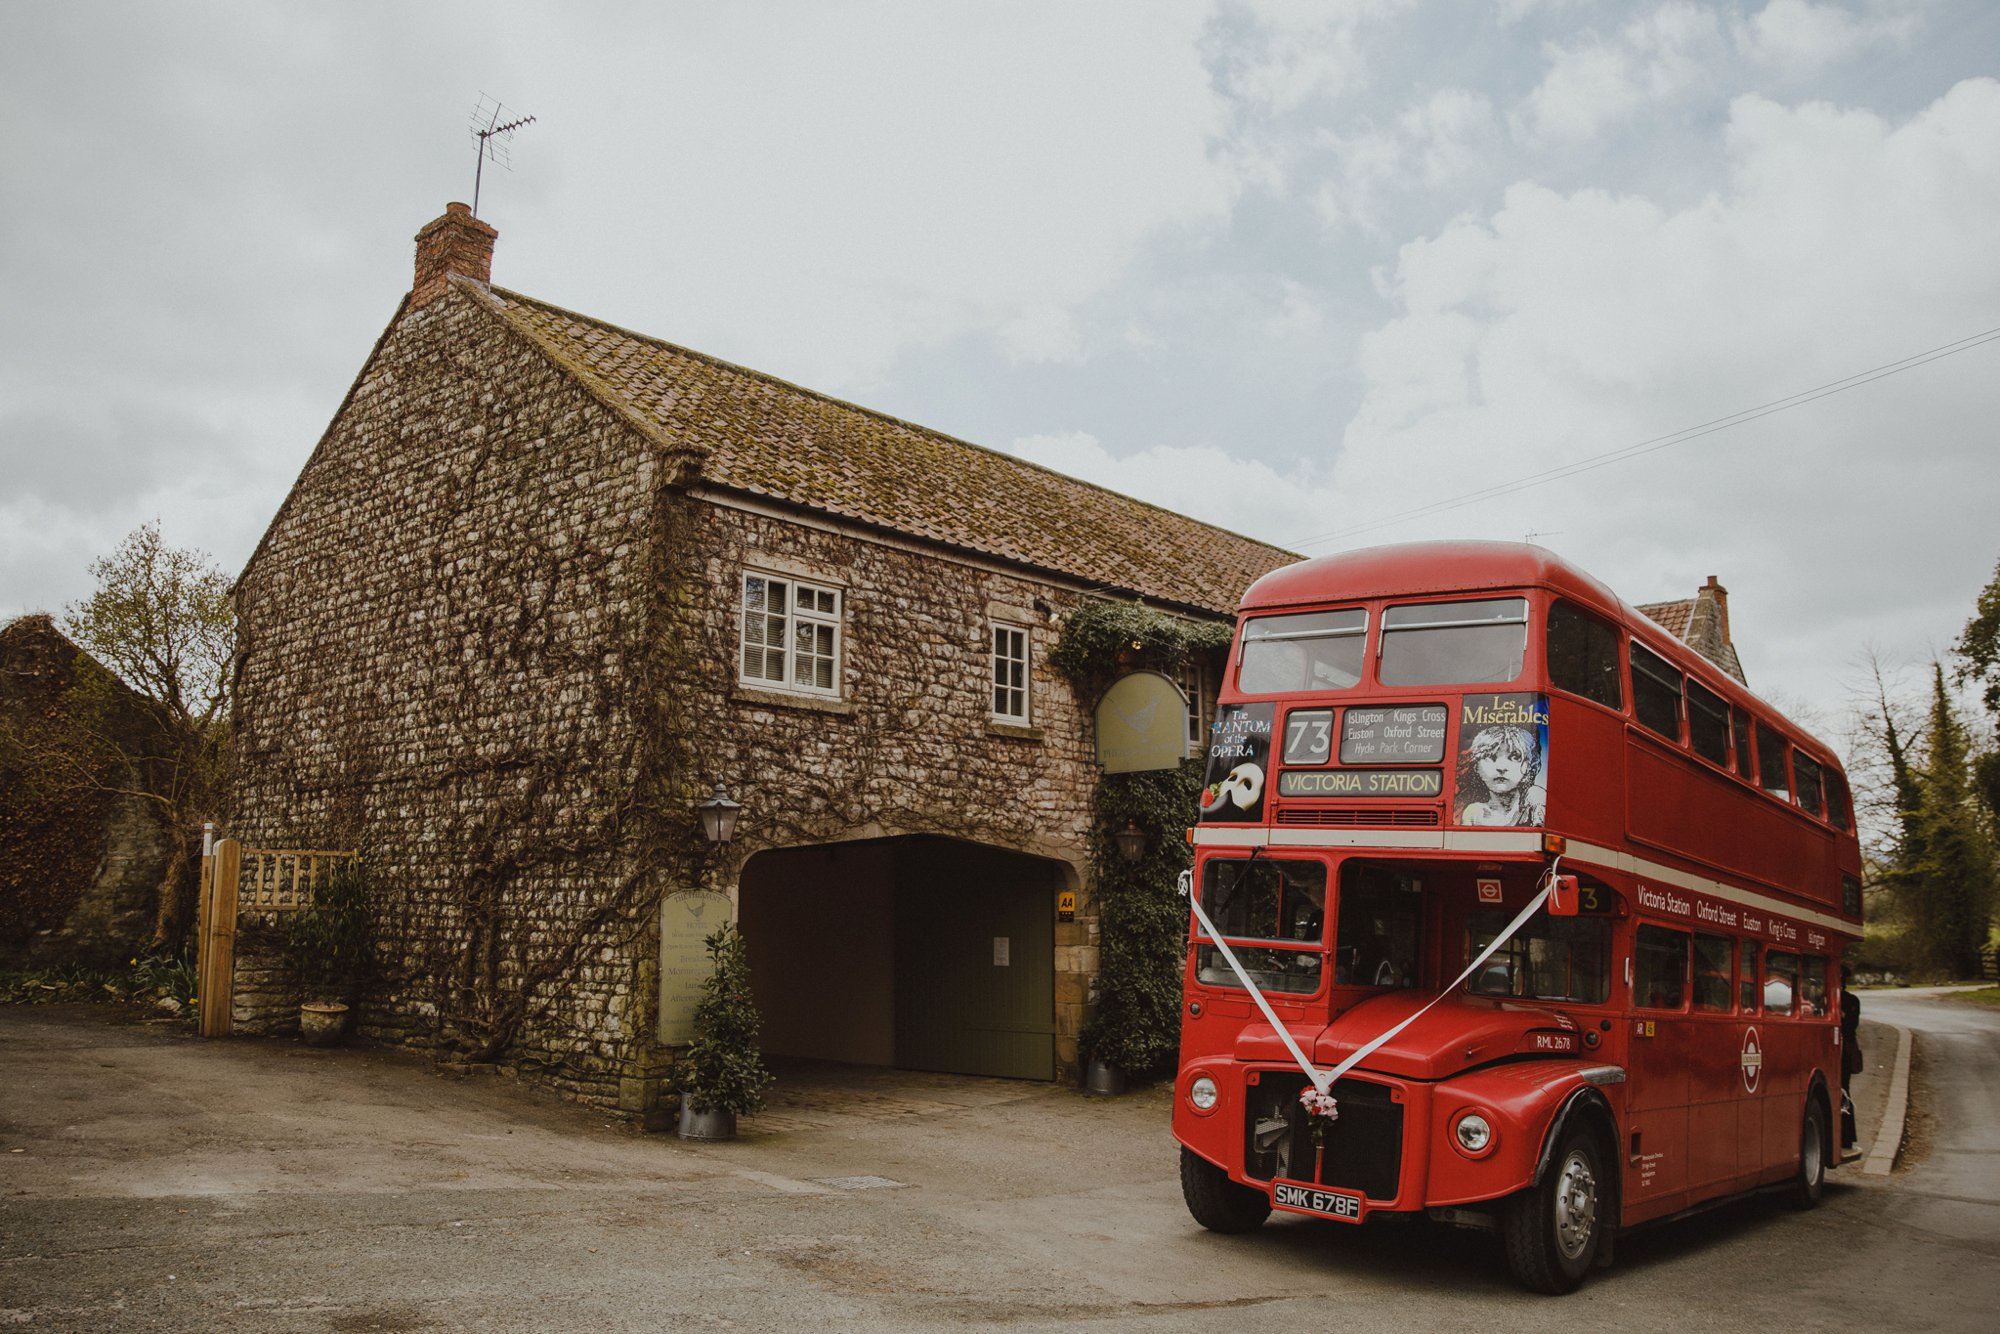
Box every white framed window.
[991,623,1030,723]
[740,572,842,697]
[1177,659,1211,759]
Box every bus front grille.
[1243,1071,1404,1202]
[1272,806,1440,828]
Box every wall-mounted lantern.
[1113,818,1148,864]
[697,784,742,849]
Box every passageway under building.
[737,836,1068,1082]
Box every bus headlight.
[1453,1112,1494,1156]
[1189,1076,1219,1112]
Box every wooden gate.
[195,841,356,1037]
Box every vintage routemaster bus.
[1174,541,1863,1293]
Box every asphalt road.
[1,1001,1995,1332]
[1850,986,2000,1254]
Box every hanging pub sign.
[1095,671,1190,774]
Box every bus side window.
[1732,709,1755,780]
[1794,751,1826,818]
[1630,643,1683,741]
[1764,950,1799,1015]
[1799,954,1829,1016]
[1756,724,1791,801]
[1635,923,1688,1010]
[1686,679,1730,767]
[1738,939,1759,1012]
[1692,932,1732,1011]
[1547,600,1622,708]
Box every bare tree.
[57,524,233,947]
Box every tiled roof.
[1635,599,1694,636]
[476,285,1296,616]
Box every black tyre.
[1502,1128,1605,1294]
[1790,1097,1828,1210]
[1179,1147,1272,1234]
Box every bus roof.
[1243,542,1624,613]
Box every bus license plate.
[1272,1180,1365,1223]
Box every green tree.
[1955,554,2000,823]
[1903,664,1996,978]
[57,524,234,947]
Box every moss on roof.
[479,286,1296,616]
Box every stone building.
[0,614,171,967]
[1638,575,1747,685]
[231,203,1293,1109]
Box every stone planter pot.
[1085,1059,1127,1096]
[299,1001,351,1046]
[677,1093,737,1141]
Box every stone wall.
[650,498,1104,1073]
[232,282,670,1102]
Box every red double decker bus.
[1173,542,1862,1293]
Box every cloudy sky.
[4,0,1997,748]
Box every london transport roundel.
[1740,1026,1763,1094]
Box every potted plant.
[675,923,772,1140]
[284,858,371,1046]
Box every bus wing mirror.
[1549,874,1580,917]
[1177,870,1193,901]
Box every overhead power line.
[1293,323,2000,549]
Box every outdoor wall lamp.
[697,784,742,848]
[1113,818,1148,864]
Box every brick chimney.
[1700,575,1731,646]
[412,202,498,307]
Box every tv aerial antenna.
[468,94,535,219]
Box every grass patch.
[1948,986,2000,1007]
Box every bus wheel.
[1790,1098,1828,1210]
[1179,1147,1272,1234]
[1502,1128,1603,1294]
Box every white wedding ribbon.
[1183,859,1563,1102]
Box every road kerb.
[1862,1022,1912,1177]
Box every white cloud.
[1743,0,1914,77]
[1514,3,1723,144]
[1335,78,2000,713]
[1007,431,1334,545]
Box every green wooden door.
[894,839,1056,1080]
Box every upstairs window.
[992,624,1030,724]
[1629,642,1683,740]
[1379,597,1527,687]
[1793,750,1825,818]
[1756,725,1792,801]
[1547,600,1623,708]
[740,573,842,697]
[1686,678,1731,767]
[1826,770,1852,831]
[1238,609,1366,694]
[1732,709,1755,780]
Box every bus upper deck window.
[1793,751,1825,818]
[1756,724,1792,801]
[1378,597,1527,687]
[1547,600,1622,707]
[1237,609,1366,695]
[1686,678,1730,766]
[1629,642,1683,740]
